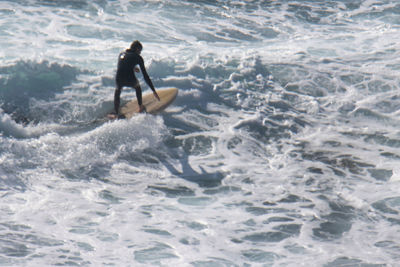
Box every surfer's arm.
[139,57,160,101]
[138,57,154,90]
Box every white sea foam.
[1,0,400,266]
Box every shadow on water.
[161,154,225,188]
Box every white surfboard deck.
[108,87,178,119]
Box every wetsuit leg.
[114,85,122,114]
[134,84,143,106]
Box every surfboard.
[108,87,178,119]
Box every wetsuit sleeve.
[138,56,155,92]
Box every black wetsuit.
[114,49,155,114]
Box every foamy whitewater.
[1,1,400,266]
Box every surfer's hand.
[134,67,140,73]
[153,91,160,101]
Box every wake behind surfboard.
[108,87,178,119]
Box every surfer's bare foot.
[139,105,146,113]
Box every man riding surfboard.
[114,40,160,117]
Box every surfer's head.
[130,40,143,54]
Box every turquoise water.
[1,1,400,266]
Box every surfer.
[114,40,160,116]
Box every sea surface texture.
[1,1,400,266]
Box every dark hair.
[130,40,143,51]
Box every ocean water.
[0,0,400,266]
